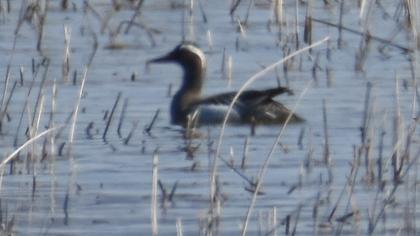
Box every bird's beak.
[146,52,174,65]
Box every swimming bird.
[147,42,304,126]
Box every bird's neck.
[170,63,205,125]
[180,63,205,95]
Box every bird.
[147,42,304,127]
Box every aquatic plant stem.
[209,36,329,232]
[69,67,88,145]
[151,149,159,236]
[0,126,61,170]
[241,81,312,236]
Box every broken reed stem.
[227,56,233,87]
[273,0,283,27]
[312,17,412,53]
[241,136,250,169]
[243,0,253,26]
[211,37,329,212]
[196,0,208,23]
[48,79,58,137]
[13,63,42,147]
[124,0,145,34]
[241,81,312,236]
[176,218,184,236]
[63,190,69,225]
[48,80,57,215]
[63,25,71,82]
[392,75,402,183]
[338,0,344,48]
[322,99,333,184]
[68,67,88,146]
[36,0,50,52]
[151,149,159,236]
[218,155,255,187]
[355,32,371,72]
[87,31,98,67]
[83,2,106,30]
[361,82,373,143]
[377,123,386,190]
[230,0,242,17]
[0,127,60,171]
[334,150,361,234]
[221,48,227,76]
[117,98,129,138]
[144,109,160,135]
[294,0,300,50]
[34,97,44,136]
[32,94,45,155]
[103,91,122,142]
[291,205,302,235]
[0,66,11,113]
[124,121,139,145]
[270,207,277,236]
[19,66,24,86]
[185,0,195,42]
[369,146,420,233]
[359,0,374,31]
[0,81,17,129]
[31,59,50,130]
[303,0,312,45]
[207,30,213,50]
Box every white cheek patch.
[195,104,241,124]
[180,44,207,68]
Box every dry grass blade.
[103,92,122,142]
[151,149,159,236]
[144,109,160,136]
[210,37,329,212]
[303,0,312,45]
[124,0,145,34]
[210,37,329,233]
[0,126,61,170]
[117,98,129,138]
[0,81,17,129]
[63,25,71,82]
[31,59,50,129]
[36,1,50,52]
[312,17,412,53]
[230,0,243,17]
[176,218,183,236]
[369,146,420,233]
[0,66,11,113]
[241,81,312,236]
[69,67,88,145]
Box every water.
[0,0,419,235]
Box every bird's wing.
[196,86,293,107]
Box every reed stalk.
[241,81,312,236]
[208,38,328,235]
[103,92,122,142]
[124,0,145,34]
[151,149,159,236]
[176,218,183,236]
[68,67,88,146]
[63,25,71,82]
[0,127,60,171]
[117,98,129,138]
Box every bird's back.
[190,87,304,125]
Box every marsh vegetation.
[0,0,419,235]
